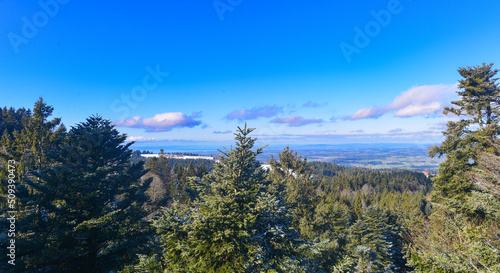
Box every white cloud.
[115,116,142,127]
[213,130,232,134]
[348,107,384,120]
[225,105,282,121]
[114,112,202,132]
[255,129,444,143]
[271,115,323,127]
[395,102,441,117]
[347,84,458,120]
[387,84,456,110]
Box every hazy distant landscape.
[133,143,444,171]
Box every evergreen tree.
[340,207,406,272]
[145,156,171,183]
[408,142,500,272]
[128,125,302,272]
[0,99,65,204]
[18,115,150,272]
[175,164,184,178]
[11,98,65,175]
[0,100,67,272]
[408,63,500,272]
[269,147,316,237]
[0,106,32,206]
[429,63,500,198]
[185,162,196,177]
[144,156,172,205]
[196,162,207,177]
[352,192,364,220]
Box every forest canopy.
[1,63,499,272]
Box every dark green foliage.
[269,147,316,238]
[0,99,66,208]
[0,106,32,206]
[407,63,500,272]
[16,98,65,173]
[18,115,150,272]
[408,142,500,272]
[2,97,473,272]
[139,155,214,210]
[130,150,144,163]
[166,157,215,171]
[196,162,207,177]
[309,162,348,177]
[142,156,172,209]
[127,125,303,272]
[268,148,431,271]
[310,162,432,193]
[130,152,215,172]
[0,106,31,139]
[342,207,407,272]
[429,63,500,198]
[0,101,153,273]
[145,156,172,184]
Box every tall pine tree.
[18,115,150,272]
[429,63,500,198]
[126,125,302,272]
[408,63,500,272]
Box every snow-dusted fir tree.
[127,124,303,272]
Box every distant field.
[256,144,444,172]
[133,143,444,172]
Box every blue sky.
[1,0,500,149]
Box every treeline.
[138,147,433,271]
[0,100,152,272]
[130,150,215,170]
[263,148,431,272]
[310,162,432,193]
[140,157,211,212]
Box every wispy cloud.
[225,105,282,121]
[114,112,202,132]
[347,107,385,120]
[116,116,142,127]
[213,130,232,134]
[270,115,323,127]
[346,84,457,120]
[255,129,443,143]
[303,100,327,108]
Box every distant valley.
[133,143,444,172]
